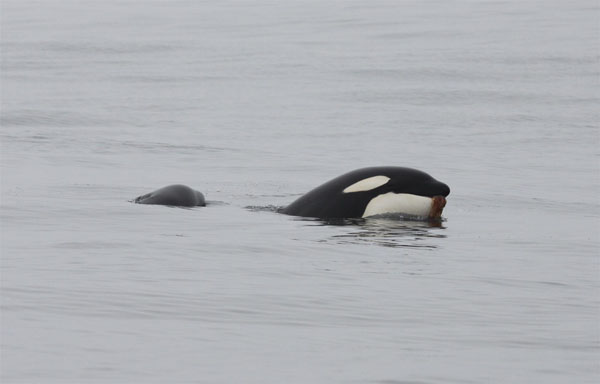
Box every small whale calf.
[134,184,205,207]
[281,167,450,219]
[133,167,450,219]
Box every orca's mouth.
[429,196,447,218]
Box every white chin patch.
[343,175,390,193]
[362,193,433,218]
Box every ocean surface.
[1,0,599,383]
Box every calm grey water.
[1,0,599,383]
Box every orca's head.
[282,166,450,220]
[340,167,450,219]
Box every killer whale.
[281,167,450,219]
[134,184,205,207]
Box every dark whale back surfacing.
[134,184,205,207]
[282,167,450,219]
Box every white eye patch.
[342,175,390,193]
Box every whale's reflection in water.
[304,215,447,249]
[246,205,448,249]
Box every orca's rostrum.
[282,167,450,219]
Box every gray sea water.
[1,0,599,383]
